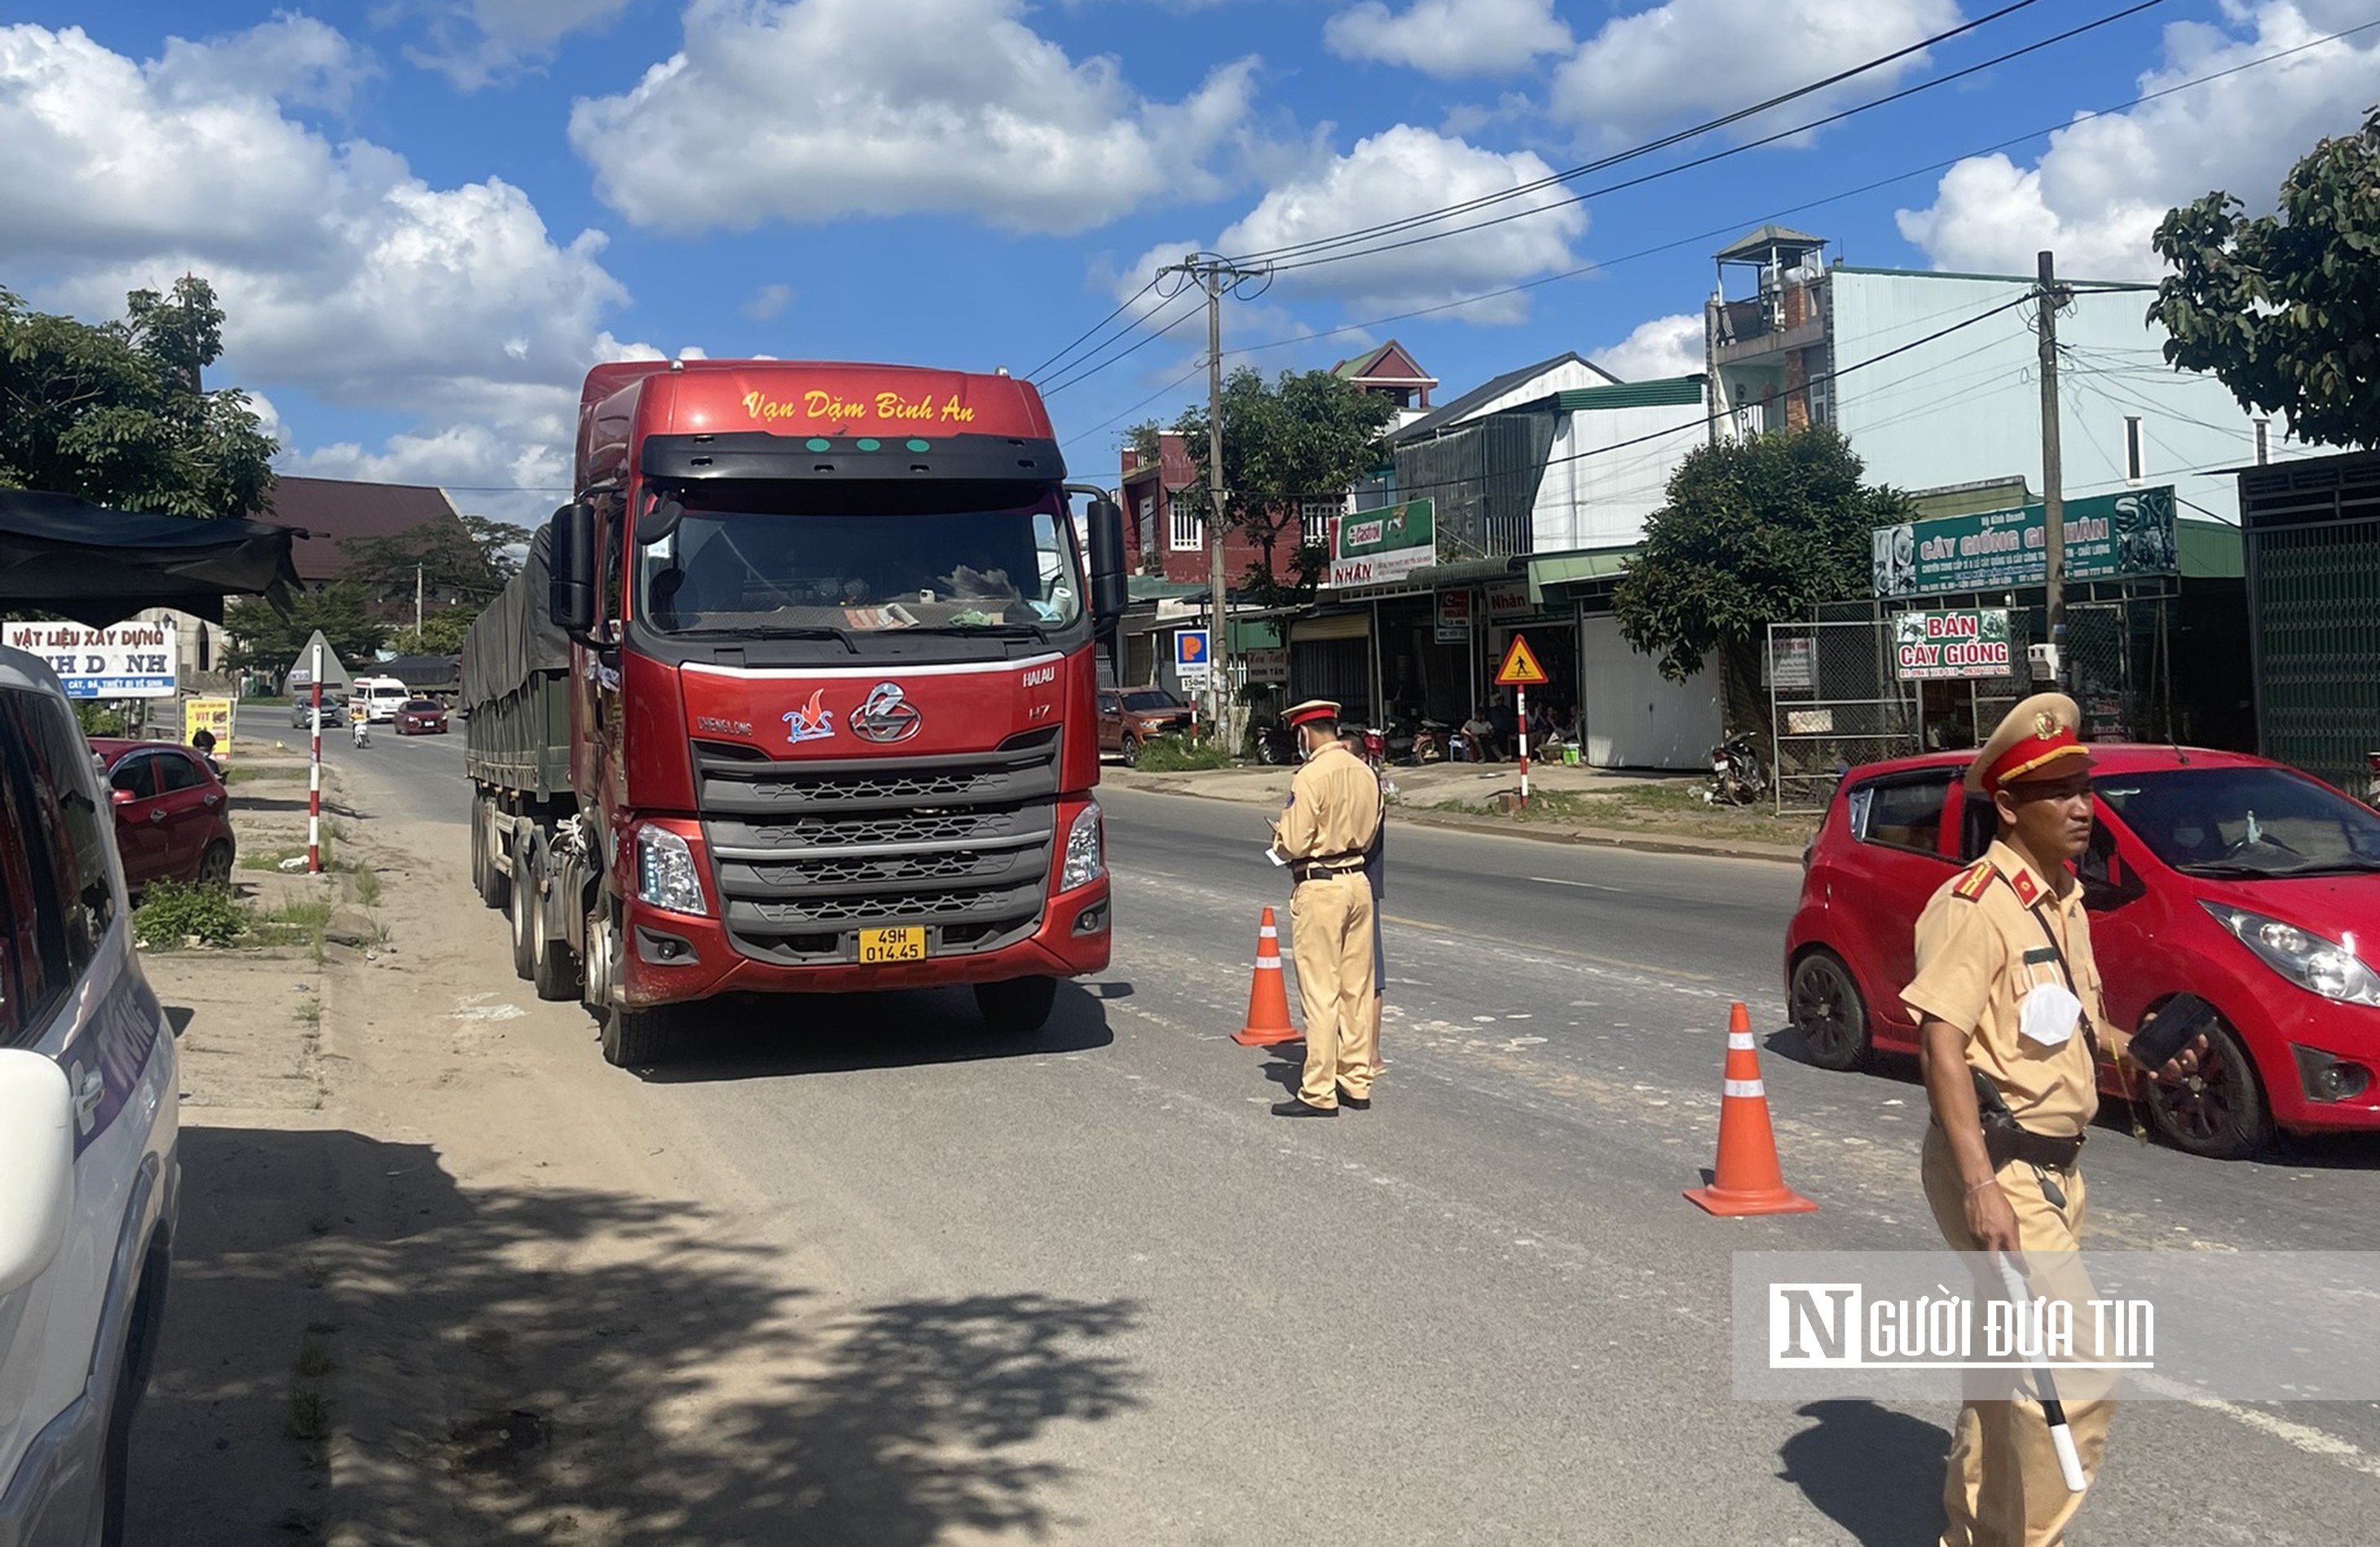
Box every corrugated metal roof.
[1531,377,1705,412]
[1715,224,1827,262]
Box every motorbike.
[1360,725,1386,771]
[350,718,372,749]
[1411,720,1450,765]
[1250,716,1296,766]
[1703,729,1765,806]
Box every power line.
[1039,292,1205,397]
[1258,1,2175,279]
[1040,14,2373,414]
[1360,296,2037,505]
[1025,275,1159,381]
[1222,1,2063,267]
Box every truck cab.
[467,360,1128,1066]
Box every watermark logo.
[1768,1280,2154,1372]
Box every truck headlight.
[1060,802,1104,892]
[637,825,708,916]
[2204,905,2380,1006]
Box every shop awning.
[1528,545,1639,599]
[0,489,302,626]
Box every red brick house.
[1117,340,1436,586]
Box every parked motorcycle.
[1411,720,1449,765]
[1703,729,1765,806]
[1250,716,1296,765]
[1360,725,1386,771]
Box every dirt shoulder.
[1103,759,1818,862]
[126,744,1102,1545]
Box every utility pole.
[414,562,425,646]
[1157,252,1268,747]
[2034,250,2071,691]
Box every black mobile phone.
[2130,993,2218,1070]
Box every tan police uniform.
[1902,694,2136,1547]
[1276,714,1382,1110]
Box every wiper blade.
[2176,862,2291,878]
[680,624,857,654]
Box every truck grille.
[695,729,1060,965]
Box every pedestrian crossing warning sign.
[1495,633,1549,688]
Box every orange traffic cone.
[1232,906,1299,1047]
[1686,1003,1818,1217]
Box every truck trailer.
[461,359,1128,1065]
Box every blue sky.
[5,2,2373,527]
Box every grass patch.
[133,882,252,950]
[1133,735,1234,774]
[223,765,312,784]
[293,999,322,1026]
[346,864,382,907]
[1429,782,1820,846]
[287,1388,332,1443]
[296,1343,336,1379]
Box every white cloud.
[1549,0,1960,140]
[0,20,663,525]
[743,282,793,320]
[1591,313,1705,381]
[1324,0,1571,78]
[571,0,1261,236]
[394,1,639,90]
[1896,3,2380,280]
[1214,126,1586,321]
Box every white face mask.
[2019,982,2082,1047]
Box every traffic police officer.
[1268,699,1382,1117]
[1904,692,2202,1547]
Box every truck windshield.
[637,482,1083,638]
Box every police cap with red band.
[1967,691,2098,795]
[1284,699,1342,730]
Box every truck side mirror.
[1086,496,1128,624]
[548,501,597,637]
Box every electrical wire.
[1024,275,1160,382]
[1045,14,2378,406]
[1039,293,1206,397]
[1222,0,2065,267]
[1257,1,2175,278]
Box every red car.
[1096,687,1192,766]
[1785,745,2380,1158]
[395,698,450,735]
[91,738,237,894]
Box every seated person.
[1461,707,1498,762]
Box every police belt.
[1291,860,1367,883]
[1940,1105,2084,1170]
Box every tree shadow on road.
[1776,1399,1949,1546]
[131,1124,1144,1545]
[634,980,1117,1084]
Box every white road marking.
[1531,875,1626,892]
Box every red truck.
[461,359,1127,1066]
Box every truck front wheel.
[601,1003,676,1069]
[975,976,1057,1035]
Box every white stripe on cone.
[1723,1078,1765,1099]
[1728,1032,1756,1050]
[1255,959,1280,971]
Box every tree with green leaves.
[1147,368,1397,606]
[222,581,388,681]
[1615,427,1911,729]
[340,512,528,613]
[0,276,278,518]
[2149,106,2380,448]
[389,609,474,657]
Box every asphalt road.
[297,716,2380,1543]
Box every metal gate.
[1765,620,1917,814]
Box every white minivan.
[353,675,411,724]
[0,646,179,1546]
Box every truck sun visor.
[638,432,1065,485]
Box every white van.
[0,645,179,1545]
[353,675,411,724]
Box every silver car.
[0,645,180,1546]
[290,694,344,729]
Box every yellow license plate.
[857,927,927,963]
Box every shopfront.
[1289,610,1373,722]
